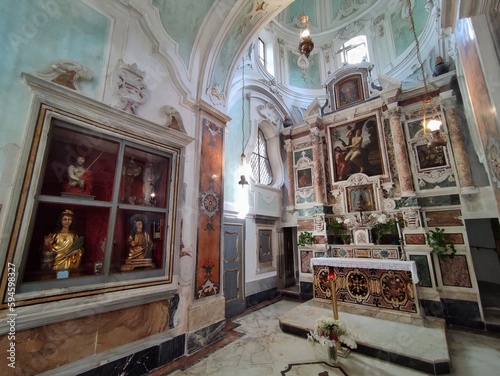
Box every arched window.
[250,129,273,185]
[258,38,265,66]
[340,35,369,64]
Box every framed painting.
[414,144,450,172]
[296,167,313,189]
[328,114,385,182]
[346,184,375,213]
[335,75,363,109]
[258,229,273,263]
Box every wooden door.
[283,227,296,288]
[222,218,245,318]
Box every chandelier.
[298,13,314,58]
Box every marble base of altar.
[311,257,421,318]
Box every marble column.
[284,139,295,207]
[441,94,476,192]
[310,126,325,204]
[388,106,415,196]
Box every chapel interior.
[0,0,500,375]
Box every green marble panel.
[294,148,313,164]
[409,254,432,287]
[418,195,460,207]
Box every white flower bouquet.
[307,316,357,350]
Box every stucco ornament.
[111,59,148,115]
[257,102,279,126]
[487,137,500,188]
[206,84,226,106]
[160,105,186,133]
[37,60,92,91]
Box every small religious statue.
[41,209,84,271]
[142,162,159,206]
[63,156,94,196]
[121,214,155,271]
[122,158,142,204]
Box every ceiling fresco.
[147,0,432,106]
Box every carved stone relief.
[111,60,148,115]
[314,214,325,232]
[373,15,385,37]
[401,207,422,230]
[257,102,279,126]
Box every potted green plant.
[298,231,314,246]
[327,218,350,244]
[426,228,456,256]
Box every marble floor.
[152,299,500,376]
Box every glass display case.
[18,120,174,293]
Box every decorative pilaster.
[310,126,325,204]
[441,93,476,192]
[284,139,295,207]
[388,106,415,196]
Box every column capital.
[387,107,401,119]
[310,127,322,143]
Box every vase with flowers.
[327,217,351,244]
[307,316,357,364]
[370,213,403,244]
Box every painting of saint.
[329,115,384,182]
[347,185,375,213]
[416,144,448,171]
[297,168,313,188]
[336,76,362,108]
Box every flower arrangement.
[307,316,357,350]
[369,213,403,242]
[327,217,351,244]
[327,217,347,235]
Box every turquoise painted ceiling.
[153,0,217,67]
[149,0,430,94]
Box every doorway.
[466,218,500,326]
[222,218,246,319]
[282,227,297,288]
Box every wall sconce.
[299,14,314,58]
